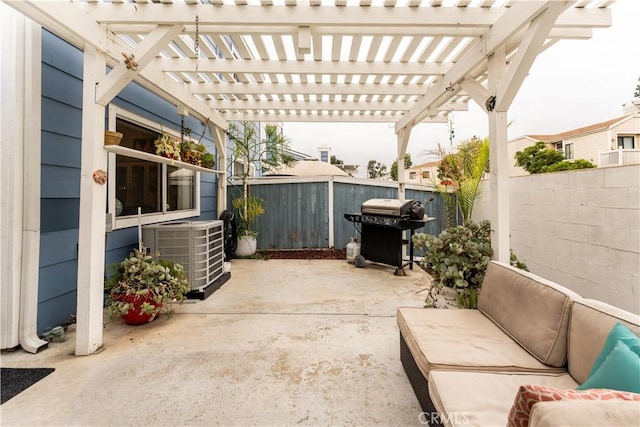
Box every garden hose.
[219,210,238,260]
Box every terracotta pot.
[104,131,123,146]
[116,293,162,325]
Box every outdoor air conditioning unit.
[143,220,225,294]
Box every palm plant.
[228,121,295,237]
[434,137,489,226]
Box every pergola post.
[212,125,228,216]
[75,45,108,356]
[396,127,412,200]
[487,46,510,264]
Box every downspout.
[0,2,23,350]
[0,5,47,352]
[19,14,48,353]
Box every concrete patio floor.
[1,259,430,426]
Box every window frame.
[107,105,200,230]
[564,142,574,160]
[617,135,636,149]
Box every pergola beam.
[496,1,570,111]
[155,58,451,76]
[96,24,184,105]
[396,0,557,132]
[192,82,431,96]
[4,0,227,130]
[219,112,448,123]
[110,25,594,39]
[209,99,468,112]
[86,4,611,29]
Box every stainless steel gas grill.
[344,198,434,275]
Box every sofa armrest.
[529,400,640,427]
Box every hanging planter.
[104,130,123,146]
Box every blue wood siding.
[37,31,219,334]
[38,31,84,332]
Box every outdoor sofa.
[397,261,640,427]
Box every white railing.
[599,149,640,167]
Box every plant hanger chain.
[194,15,200,72]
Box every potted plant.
[413,219,528,309]
[105,249,191,325]
[104,130,123,146]
[202,152,215,169]
[154,132,181,160]
[413,220,493,309]
[179,128,207,166]
[228,121,295,256]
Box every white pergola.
[2,0,613,355]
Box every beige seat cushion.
[428,370,578,427]
[397,307,565,378]
[568,299,640,384]
[478,261,580,367]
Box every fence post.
[328,176,334,248]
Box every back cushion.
[478,261,580,367]
[568,299,640,384]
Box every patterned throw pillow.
[507,385,640,427]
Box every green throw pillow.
[589,323,640,376]
[577,340,640,393]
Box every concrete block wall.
[473,165,639,313]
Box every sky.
[281,0,640,177]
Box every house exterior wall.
[564,130,606,164]
[473,165,640,313]
[611,117,640,149]
[404,162,440,185]
[507,136,538,176]
[38,31,219,333]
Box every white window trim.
[564,142,574,160]
[107,105,200,230]
[617,135,636,149]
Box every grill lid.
[361,199,416,217]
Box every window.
[617,136,635,149]
[564,143,574,160]
[320,151,329,163]
[422,171,430,179]
[555,142,563,152]
[409,172,417,179]
[233,161,246,177]
[108,107,200,230]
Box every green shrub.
[413,220,493,308]
[514,141,565,174]
[413,220,528,309]
[542,159,596,173]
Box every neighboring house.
[317,145,359,176]
[266,159,348,177]
[509,99,640,176]
[405,160,441,185]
